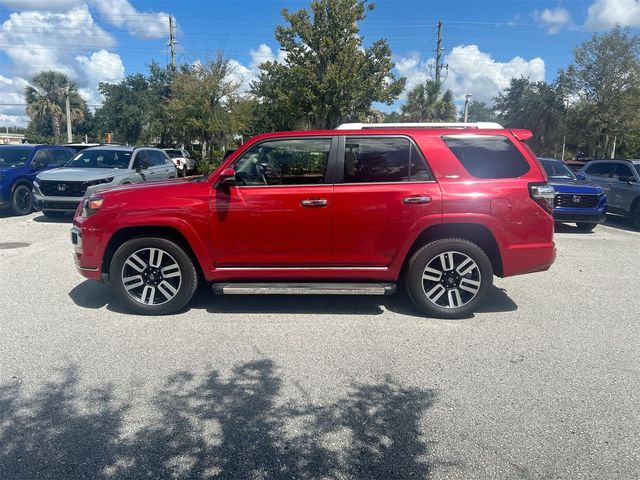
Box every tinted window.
[147,150,167,166]
[232,138,331,186]
[443,135,530,179]
[53,149,74,164]
[585,162,613,177]
[0,148,30,167]
[612,163,633,181]
[67,149,131,169]
[540,159,576,180]
[343,137,431,183]
[635,165,640,177]
[32,149,54,166]
[164,149,183,158]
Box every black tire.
[10,183,32,216]
[110,237,198,315]
[631,204,640,231]
[42,210,65,218]
[405,238,493,319]
[576,222,597,231]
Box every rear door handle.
[300,199,328,208]
[402,195,431,205]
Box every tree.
[563,27,640,157]
[25,71,85,144]
[251,0,405,131]
[462,101,496,122]
[95,73,152,145]
[493,77,566,155]
[400,80,456,122]
[167,54,246,160]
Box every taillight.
[529,182,555,214]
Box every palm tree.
[25,71,85,143]
[401,80,457,122]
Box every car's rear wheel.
[405,238,493,319]
[576,222,597,231]
[110,237,198,315]
[10,184,32,216]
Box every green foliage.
[494,77,566,155]
[251,0,405,131]
[25,71,85,144]
[401,80,456,122]
[462,101,497,122]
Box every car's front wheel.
[10,184,32,216]
[110,237,198,315]
[405,238,493,319]
[576,222,597,231]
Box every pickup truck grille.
[39,181,87,197]
[554,194,599,208]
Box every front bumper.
[552,206,607,224]
[33,191,82,212]
[71,224,103,280]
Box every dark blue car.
[0,144,75,216]
[539,158,607,231]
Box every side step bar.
[212,282,396,296]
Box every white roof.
[336,122,503,130]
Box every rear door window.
[442,135,530,179]
[612,163,634,181]
[53,149,74,164]
[343,137,431,183]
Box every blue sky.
[0,0,638,126]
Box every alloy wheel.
[121,247,182,306]
[14,187,32,214]
[421,251,482,309]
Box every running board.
[212,282,396,296]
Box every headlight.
[85,177,114,187]
[81,194,104,217]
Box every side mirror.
[135,161,149,171]
[576,174,586,181]
[217,167,237,188]
[31,160,45,169]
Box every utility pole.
[463,93,472,122]
[434,20,446,90]
[168,16,176,68]
[65,87,72,143]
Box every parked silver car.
[163,148,195,176]
[578,159,640,229]
[33,146,177,217]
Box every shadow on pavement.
[69,280,517,318]
[0,362,437,479]
[603,214,639,233]
[554,223,595,234]
[31,213,74,224]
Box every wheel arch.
[404,223,503,277]
[101,225,205,280]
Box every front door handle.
[402,195,431,205]
[300,199,328,208]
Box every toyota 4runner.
[71,123,556,318]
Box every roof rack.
[336,122,504,130]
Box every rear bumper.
[502,242,556,277]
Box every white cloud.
[75,49,125,104]
[395,45,545,104]
[0,74,30,126]
[586,0,640,29]
[534,7,573,34]
[89,0,171,39]
[249,43,287,69]
[0,0,82,11]
[226,59,256,94]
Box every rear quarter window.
[442,135,531,179]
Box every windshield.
[165,150,183,158]
[66,149,131,169]
[541,159,577,180]
[0,148,31,167]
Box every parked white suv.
[33,146,177,217]
[163,149,195,177]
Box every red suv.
[71,123,556,318]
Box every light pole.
[65,86,73,143]
[463,93,472,122]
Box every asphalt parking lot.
[0,212,638,479]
